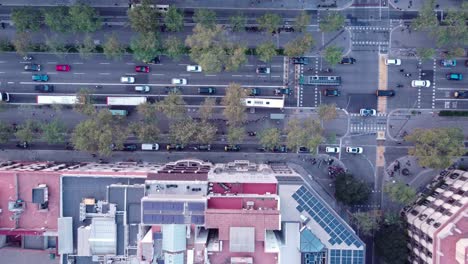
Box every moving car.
[360,108,377,117]
[141,143,159,151]
[322,88,341,97]
[166,87,182,93]
[385,59,401,65]
[440,59,456,67]
[35,85,54,93]
[224,145,240,151]
[172,78,187,85]
[411,80,431,88]
[24,64,41,71]
[134,85,151,93]
[340,57,356,64]
[186,65,202,72]
[274,88,291,95]
[56,64,70,72]
[166,144,184,151]
[292,57,309,65]
[135,66,150,73]
[325,147,340,153]
[454,91,468,98]
[198,87,216,94]
[32,74,49,82]
[120,76,135,83]
[376,90,395,97]
[256,67,270,74]
[346,147,363,154]
[245,88,260,96]
[446,73,463,81]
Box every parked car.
[141,143,159,151]
[385,59,401,65]
[166,144,184,151]
[224,145,240,152]
[446,73,463,81]
[273,145,288,153]
[322,88,341,97]
[35,85,54,93]
[24,64,41,71]
[325,147,340,153]
[411,80,431,88]
[186,65,202,72]
[16,141,29,149]
[465,60,468,67]
[172,78,187,85]
[440,59,456,67]
[274,88,292,95]
[340,57,356,64]
[56,64,70,72]
[145,56,160,64]
[135,66,150,73]
[376,90,395,97]
[120,76,135,83]
[198,87,216,94]
[298,147,310,153]
[32,74,49,82]
[165,87,182,93]
[453,91,468,98]
[292,57,309,65]
[346,147,363,154]
[360,108,377,116]
[245,88,261,96]
[194,145,211,151]
[122,144,138,151]
[256,67,270,74]
[134,85,151,93]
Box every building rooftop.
[435,204,468,264]
[209,182,277,195]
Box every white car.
[172,78,187,85]
[326,147,340,153]
[385,59,401,65]
[359,108,377,117]
[134,85,150,93]
[346,147,363,154]
[141,143,159,151]
[186,65,202,72]
[120,76,135,83]
[411,80,431,88]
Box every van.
[376,90,395,97]
[141,143,159,151]
[0,92,10,102]
[135,86,150,93]
[198,87,216,94]
[385,59,401,66]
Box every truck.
[37,95,78,105]
[106,97,147,106]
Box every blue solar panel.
[143,214,152,223]
[188,202,205,211]
[174,215,185,224]
[191,215,205,225]
[162,215,174,224]
[153,232,162,239]
[296,205,304,212]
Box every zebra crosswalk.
[352,41,389,46]
[349,113,387,117]
[346,26,391,31]
[350,123,387,133]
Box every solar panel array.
[142,200,206,225]
[292,186,363,248]
[330,250,364,264]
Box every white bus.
[242,97,284,108]
[106,97,147,106]
[37,95,78,105]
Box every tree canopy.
[43,6,70,33]
[256,41,277,63]
[294,11,310,32]
[103,33,125,60]
[384,181,416,205]
[317,103,338,122]
[375,224,409,264]
[11,7,42,32]
[222,83,247,126]
[229,14,246,32]
[69,3,101,33]
[158,91,187,120]
[259,128,281,151]
[257,13,282,33]
[334,173,371,206]
[323,46,343,66]
[41,119,67,144]
[319,12,345,32]
[193,9,217,29]
[131,32,161,62]
[127,0,160,33]
[164,6,184,32]
[352,211,381,236]
[284,33,314,57]
[286,118,323,152]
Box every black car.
[339,57,356,64]
[165,87,182,93]
[298,146,310,153]
[292,57,309,65]
[322,88,341,97]
[194,145,211,151]
[167,144,184,151]
[146,56,160,64]
[122,144,138,151]
[24,64,41,71]
[16,141,29,149]
[376,90,395,97]
[35,85,54,93]
[454,91,468,98]
[256,67,270,74]
[273,145,288,153]
[224,145,240,151]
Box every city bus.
[37,95,79,105]
[242,97,285,109]
[106,97,147,106]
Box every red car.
[135,66,150,73]
[56,65,70,72]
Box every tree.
[43,6,70,33]
[375,224,409,264]
[257,13,282,33]
[72,109,129,156]
[199,97,216,122]
[227,126,245,144]
[195,121,218,144]
[286,118,323,152]
[405,127,464,169]
[334,173,371,205]
[294,11,310,32]
[185,25,226,73]
[284,33,314,57]
[131,32,161,62]
[416,47,435,61]
[158,91,187,120]
[286,118,304,151]
[193,9,217,29]
[225,45,247,72]
[222,83,247,126]
[229,14,246,32]
[15,120,38,143]
[137,102,159,121]
[164,6,184,32]
[131,122,160,142]
[41,119,67,144]
[384,181,416,205]
[169,118,198,145]
[128,0,159,33]
[319,12,345,32]
[323,46,342,66]
[317,104,338,122]
[259,128,281,150]
[256,41,277,63]
[411,0,438,31]
[12,32,31,56]
[44,34,68,56]
[69,3,101,33]
[434,8,467,47]
[0,38,13,52]
[0,122,13,143]
[77,35,96,59]
[11,7,42,32]
[352,211,381,236]
[103,33,125,60]
[447,47,466,58]
[73,88,96,116]
[164,36,186,61]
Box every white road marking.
[72,62,83,65]
[7,82,14,84]
[205,75,217,77]
[232,75,243,77]
[179,74,191,77]
[245,64,254,67]
[99,62,110,65]
[0,61,5,63]
[73,73,85,75]
[99,73,110,75]
[19,61,29,64]
[46,72,58,75]
[47,62,57,64]
[271,75,281,78]
[21,72,29,74]
[0,72,5,74]
[245,75,254,77]
[271,65,282,68]
[125,73,137,76]
[178,64,188,66]
[18,82,285,88]
[437,87,466,91]
[126,62,135,65]
[152,73,165,76]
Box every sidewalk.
[389,0,461,11]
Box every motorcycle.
[22,56,33,61]
[397,84,404,88]
[404,73,412,77]
[323,68,332,73]
[95,85,102,89]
